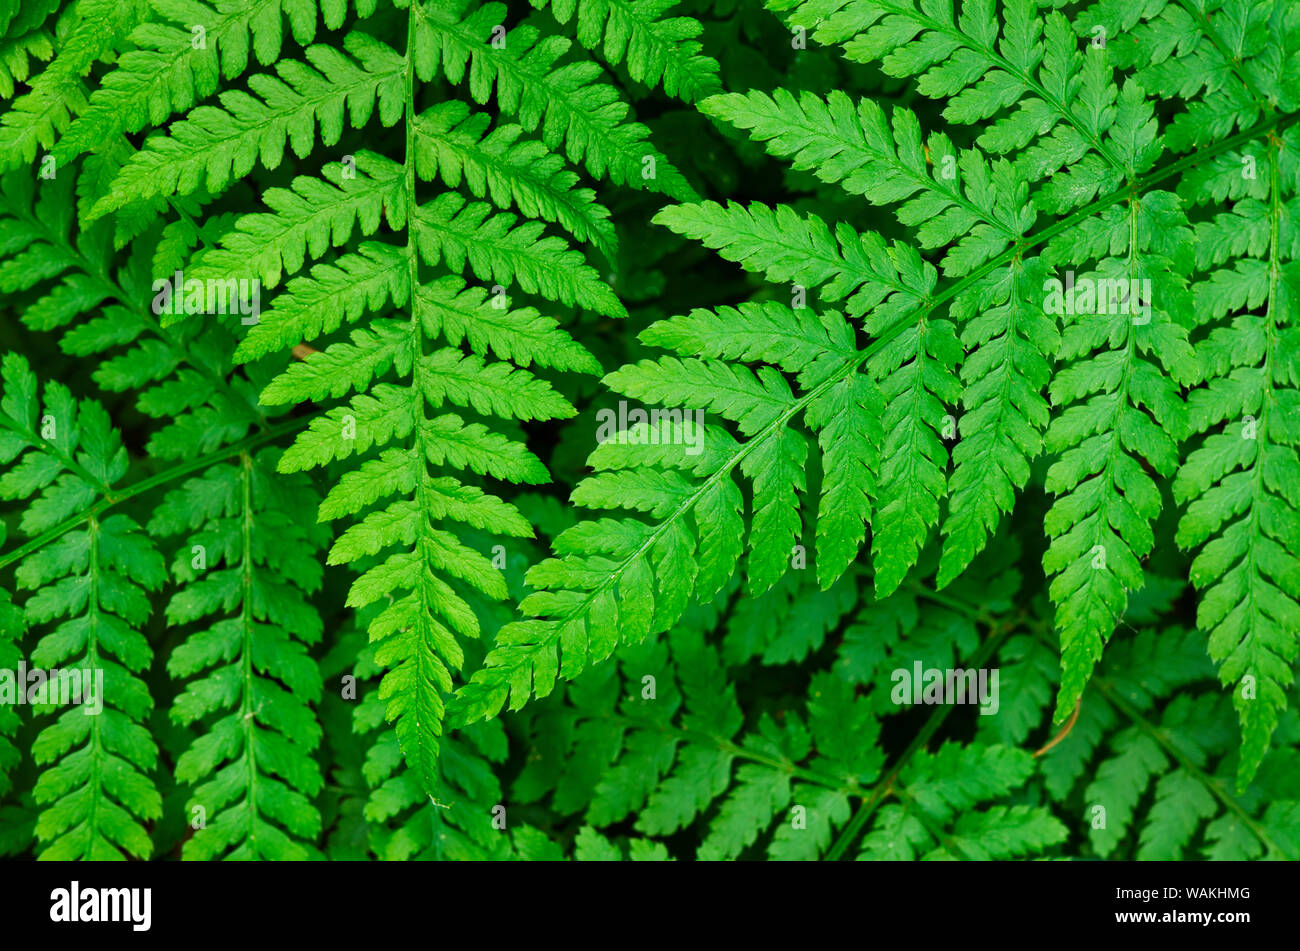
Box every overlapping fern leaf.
[453,0,1300,788]
[1008,618,1300,860]
[150,0,708,799]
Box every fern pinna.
[0,0,1298,864]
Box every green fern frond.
[507,571,1063,860]
[0,169,267,458]
[571,825,671,860]
[412,192,627,317]
[1082,0,1300,151]
[0,0,59,100]
[859,743,1065,860]
[1172,129,1300,788]
[0,353,166,859]
[3,0,1300,867]
[414,99,617,259]
[1036,624,1300,859]
[184,153,401,299]
[223,0,617,798]
[452,199,954,718]
[700,89,1034,276]
[149,451,327,859]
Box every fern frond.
[1040,191,1198,720]
[231,0,617,797]
[508,575,1062,860]
[0,353,166,859]
[357,676,514,859]
[0,169,267,459]
[414,99,617,259]
[700,89,1033,276]
[149,451,327,859]
[0,0,59,100]
[453,195,962,718]
[413,192,627,318]
[859,743,1065,860]
[1036,625,1300,859]
[184,152,402,298]
[1082,0,1300,151]
[770,0,1130,192]
[1172,129,1300,788]
[698,88,1056,584]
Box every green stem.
[238,452,260,854]
[824,613,1020,860]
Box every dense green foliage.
[0,0,1297,861]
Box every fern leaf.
[414,99,617,259]
[1172,135,1300,788]
[0,0,147,171]
[0,353,166,859]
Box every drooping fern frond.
[1170,120,1300,788]
[170,0,623,799]
[0,353,166,859]
[354,651,516,859]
